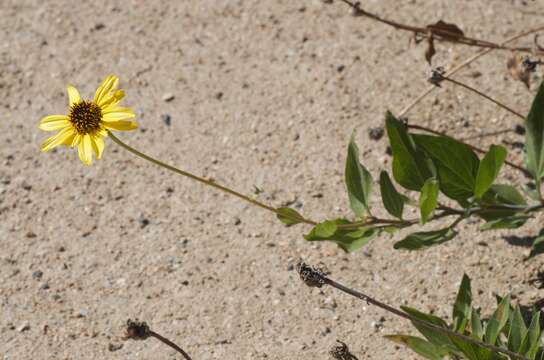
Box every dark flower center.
[69,101,102,135]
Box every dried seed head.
[522,58,542,73]
[123,319,151,341]
[428,67,446,87]
[297,261,326,288]
[330,340,358,360]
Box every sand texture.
[1,0,544,359]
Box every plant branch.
[399,25,544,117]
[149,330,193,360]
[297,262,529,360]
[432,72,525,120]
[108,131,317,226]
[335,0,537,53]
[336,208,460,230]
[336,201,543,231]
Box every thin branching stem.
[335,0,538,53]
[149,330,193,360]
[297,263,529,360]
[440,75,525,120]
[336,202,544,231]
[399,25,544,117]
[108,131,317,226]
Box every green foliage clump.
[386,275,543,360]
[281,82,544,257]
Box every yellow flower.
[39,75,138,165]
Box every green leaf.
[276,207,305,227]
[385,112,434,191]
[453,274,472,333]
[525,81,544,180]
[379,171,405,219]
[304,219,377,252]
[523,183,541,201]
[507,306,527,353]
[400,306,455,350]
[475,145,508,198]
[480,215,529,231]
[394,228,458,250]
[384,335,450,360]
[529,229,544,259]
[420,178,439,224]
[483,184,527,206]
[345,132,373,216]
[448,335,485,360]
[471,309,484,340]
[523,311,541,359]
[306,220,338,238]
[413,134,480,201]
[485,295,511,345]
[479,184,527,221]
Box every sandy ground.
[2,0,544,359]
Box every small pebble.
[511,141,524,150]
[514,124,526,135]
[160,114,171,126]
[385,146,392,156]
[368,127,384,141]
[138,217,150,228]
[32,270,43,280]
[162,93,175,102]
[108,343,124,352]
[17,322,30,332]
[40,283,50,290]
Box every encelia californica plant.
[36,4,544,358]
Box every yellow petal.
[100,90,125,109]
[94,75,119,107]
[61,132,77,146]
[92,135,105,159]
[67,85,81,107]
[41,128,75,152]
[93,75,114,104]
[71,134,83,148]
[39,115,71,131]
[102,107,136,121]
[78,134,93,165]
[103,120,138,131]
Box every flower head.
[39,75,138,165]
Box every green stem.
[337,203,544,231]
[108,131,316,226]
